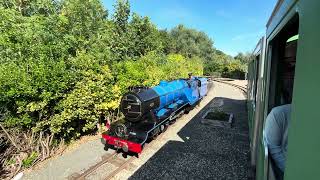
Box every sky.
[102,0,277,56]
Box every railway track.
[212,78,247,94]
[68,126,169,180]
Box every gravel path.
[23,137,110,180]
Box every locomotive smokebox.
[120,87,160,122]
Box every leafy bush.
[221,60,247,79]
[115,52,203,92]
[43,63,120,138]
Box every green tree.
[0,0,60,16]
[159,29,173,54]
[110,0,130,61]
[61,0,108,55]
[234,52,253,64]
[128,13,163,57]
[203,49,232,76]
[169,24,215,60]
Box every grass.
[22,151,39,168]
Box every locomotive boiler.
[102,76,208,154]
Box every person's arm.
[264,110,286,172]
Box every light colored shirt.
[264,104,291,172]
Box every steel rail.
[212,78,247,94]
[71,121,171,180]
[74,151,118,180]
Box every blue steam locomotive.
[102,76,208,154]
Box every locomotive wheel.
[160,124,165,132]
[148,134,157,141]
[178,110,185,118]
[152,134,158,140]
[104,144,110,151]
[169,119,176,124]
[161,124,168,132]
[150,127,160,140]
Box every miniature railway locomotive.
[102,76,208,154]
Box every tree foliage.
[0,1,251,176]
[166,24,248,78]
[0,0,206,140]
[0,0,247,145]
[0,0,60,16]
[234,52,253,65]
[169,24,215,59]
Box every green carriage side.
[248,0,320,179]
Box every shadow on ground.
[129,97,250,180]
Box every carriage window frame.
[263,12,300,180]
[253,55,260,105]
[265,13,299,114]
